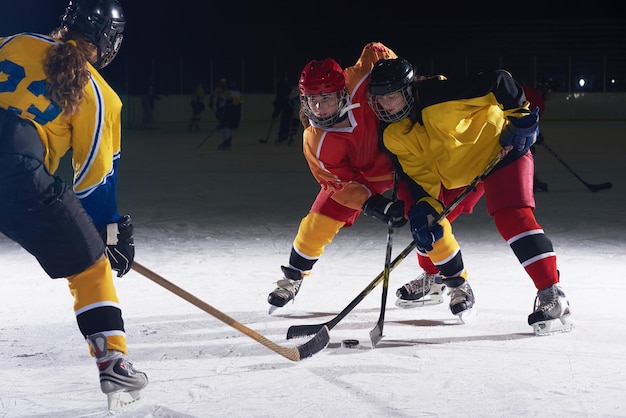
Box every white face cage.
[97,32,123,69]
[301,89,348,128]
[368,85,414,123]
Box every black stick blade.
[587,181,612,193]
[287,323,326,340]
[296,325,330,359]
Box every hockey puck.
[341,339,360,348]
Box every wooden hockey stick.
[132,261,329,361]
[286,154,502,340]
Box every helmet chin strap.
[339,103,360,118]
[308,95,360,128]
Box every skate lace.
[403,273,436,295]
[274,278,301,299]
[448,282,472,306]
[534,285,559,312]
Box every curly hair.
[299,106,310,129]
[45,28,95,117]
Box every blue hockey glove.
[408,202,443,251]
[362,194,407,228]
[99,214,135,277]
[500,107,540,153]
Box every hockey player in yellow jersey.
[368,58,572,334]
[0,0,147,410]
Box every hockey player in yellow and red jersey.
[0,0,147,409]
[368,58,573,334]
[267,42,456,314]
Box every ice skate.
[528,284,573,335]
[217,138,231,150]
[446,279,476,322]
[88,333,148,412]
[395,272,445,308]
[268,266,303,314]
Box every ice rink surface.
[1,120,624,417]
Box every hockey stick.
[286,154,502,340]
[195,125,220,150]
[538,142,612,192]
[438,153,503,217]
[131,261,329,361]
[258,119,275,143]
[369,173,398,347]
[286,241,417,340]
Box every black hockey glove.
[99,214,135,277]
[500,107,540,153]
[362,194,407,228]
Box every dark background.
[2,1,626,94]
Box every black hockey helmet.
[61,0,126,69]
[368,58,415,123]
[369,58,414,96]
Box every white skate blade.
[455,307,477,323]
[268,304,280,315]
[395,294,444,309]
[532,314,574,336]
[107,389,143,412]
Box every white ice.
[1,120,624,417]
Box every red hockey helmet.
[298,58,348,127]
[298,58,345,95]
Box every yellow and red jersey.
[382,70,530,208]
[302,42,398,211]
[0,33,123,229]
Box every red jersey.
[302,42,398,210]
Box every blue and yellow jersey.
[0,33,123,229]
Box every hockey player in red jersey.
[267,42,459,316]
[267,42,404,311]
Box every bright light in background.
[578,78,586,88]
